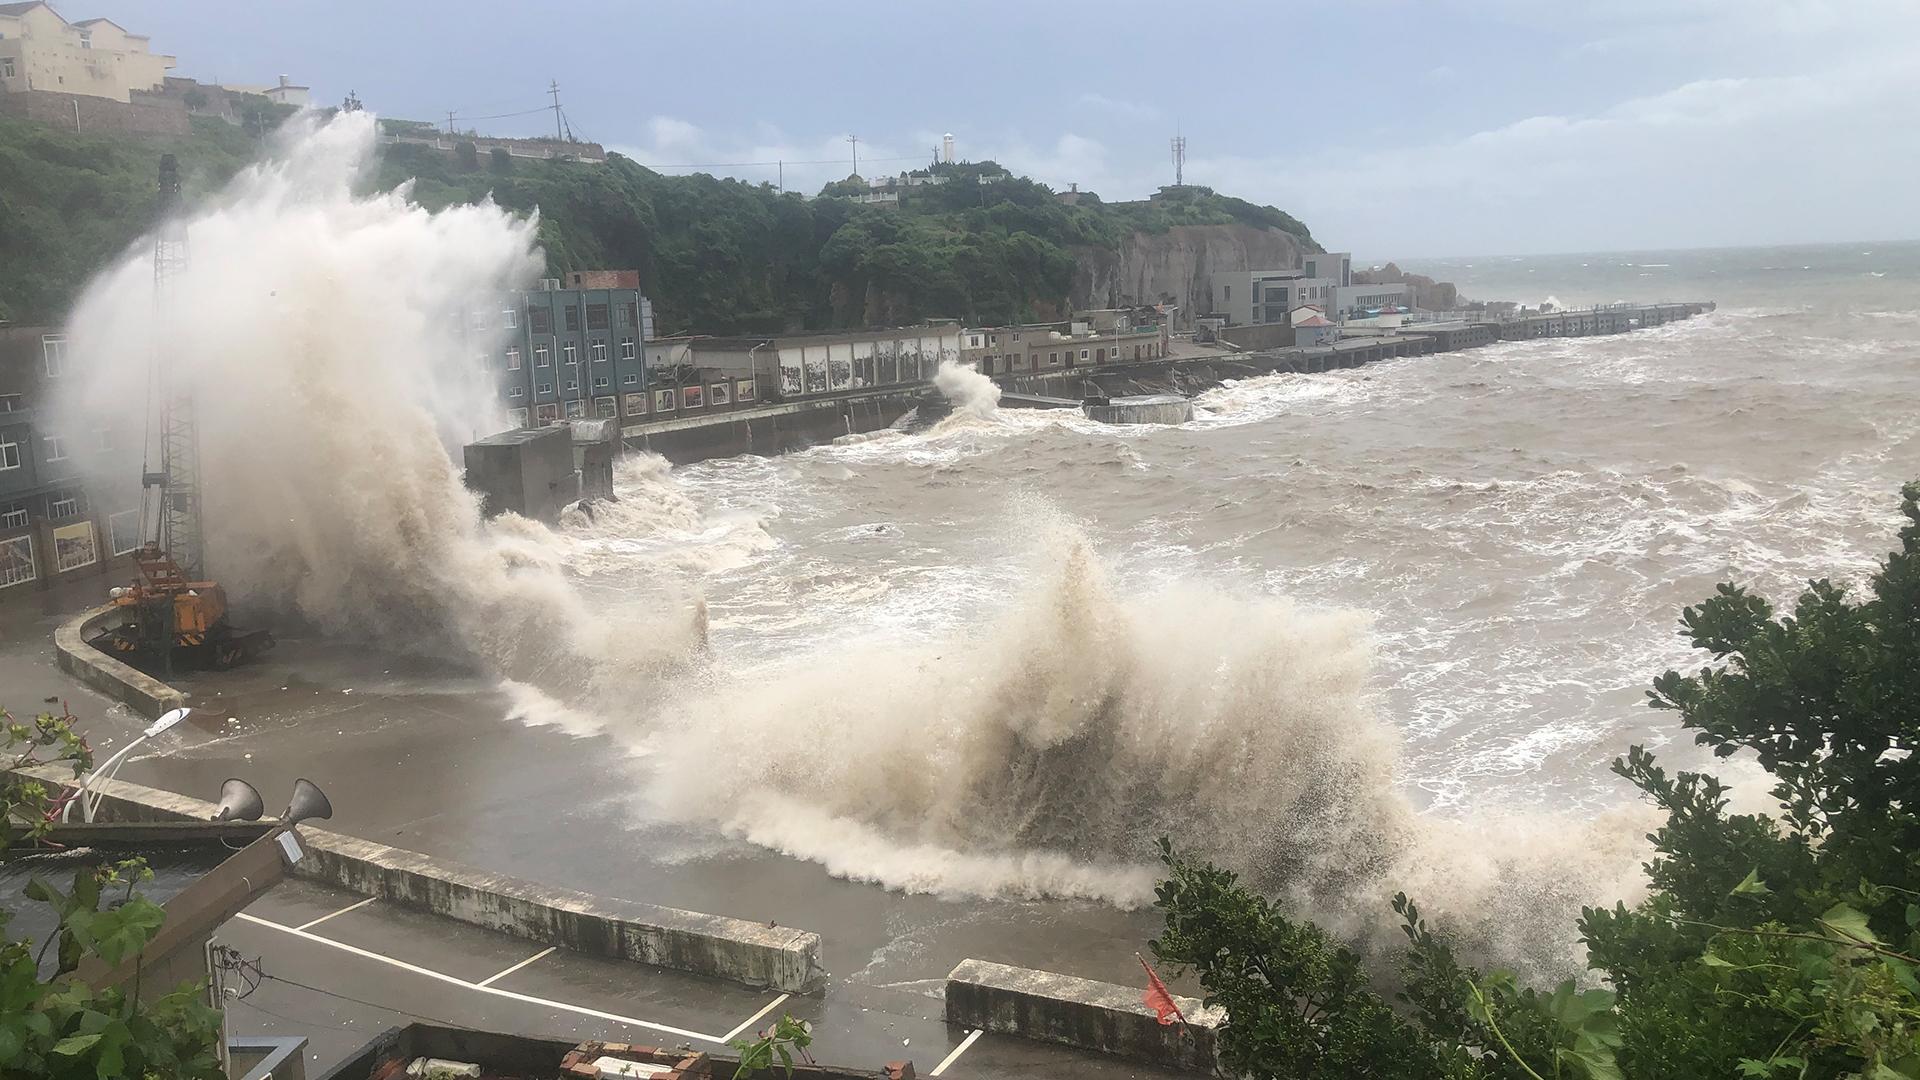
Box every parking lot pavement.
[219,878,1195,1079]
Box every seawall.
[15,767,826,994]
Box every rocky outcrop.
[1352,262,1462,311]
[1071,224,1311,328]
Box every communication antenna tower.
[1170,134,1186,187]
[144,154,204,578]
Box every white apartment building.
[0,2,174,102]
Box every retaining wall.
[623,389,922,464]
[14,767,825,994]
[944,958,1223,1073]
[52,603,187,719]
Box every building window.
[591,341,607,362]
[0,438,19,471]
[592,376,609,389]
[535,346,551,367]
[42,335,68,378]
[49,491,82,519]
[1012,331,1021,341]
[709,382,731,406]
[620,337,636,359]
[624,301,639,327]
[94,427,113,453]
[113,507,148,553]
[594,396,617,419]
[587,303,609,330]
[509,407,529,428]
[506,347,522,370]
[564,379,579,392]
[508,386,525,398]
[0,535,33,589]
[622,372,638,386]
[564,305,580,332]
[43,434,67,463]
[502,308,519,329]
[1049,351,1060,366]
[1079,349,1089,361]
[682,385,704,409]
[624,393,647,416]
[537,382,553,394]
[536,403,560,424]
[736,379,756,401]
[1223,285,1231,302]
[2,502,26,530]
[562,343,577,365]
[529,307,552,333]
[0,394,21,413]
[1,59,14,80]
[654,389,677,413]
[564,400,586,419]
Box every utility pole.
[777,159,783,192]
[446,110,456,136]
[549,80,563,141]
[847,134,859,178]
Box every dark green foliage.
[1154,481,1920,1078]
[0,113,265,323]
[0,117,1318,335]
[3,709,226,1079]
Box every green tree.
[2,707,226,1079]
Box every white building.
[0,2,174,102]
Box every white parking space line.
[719,992,790,1043]
[292,895,377,932]
[233,912,725,1044]
[929,1029,982,1077]
[477,946,556,987]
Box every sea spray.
[932,360,1002,421]
[641,507,1652,980]
[50,112,703,681]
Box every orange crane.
[91,155,272,674]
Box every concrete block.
[944,958,1222,1073]
[14,768,825,994]
[53,603,188,720]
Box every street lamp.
[67,707,191,822]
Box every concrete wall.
[623,387,924,464]
[0,86,190,134]
[1083,396,1194,425]
[53,603,187,719]
[944,959,1222,1072]
[1217,322,1295,351]
[17,768,826,994]
[463,426,577,523]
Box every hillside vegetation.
[0,111,1317,333]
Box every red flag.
[1139,954,1188,1028]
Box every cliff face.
[1071,224,1312,326]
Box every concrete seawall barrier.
[944,958,1223,1072]
[53,603,188,720]
[13,767,826,994]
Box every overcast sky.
[82,0,1920,259]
